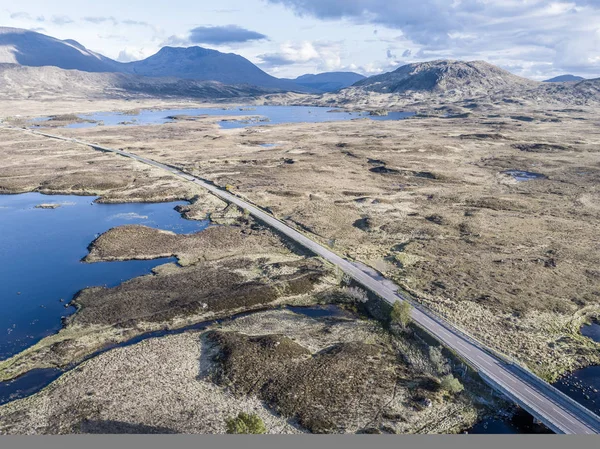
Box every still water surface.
[0,193,208,360]
[34,106,415,129]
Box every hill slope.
[0,27,121,72]
[290,72,366,92]
[0,64,278,101]
[534,77,600,103]
[353,60,537,97]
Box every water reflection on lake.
[33,106,415,130]
[0,193,209,359]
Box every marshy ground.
[16,100,598,381]
[0,308,491,434]
[0,217,335,382]
[0,98,598,433]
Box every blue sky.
[2,0,599,80]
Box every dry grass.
[42,103,600,378]
[2,98,599,379]
[0,309,482,434]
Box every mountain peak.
[156,46,221,56]
[0,26,31,35]
[0,27,120,71]
[125,45,310,91]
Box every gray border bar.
[1,435,599,449]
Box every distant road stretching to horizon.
[10,125,600,435]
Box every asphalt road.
[17,128,600,434]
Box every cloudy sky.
[2,0,599,80]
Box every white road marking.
[553,408,578,425]
[524,386,538,397]
[455,340,472,353]
[496,372,518,384]
[479,358,494,368]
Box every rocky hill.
[533,77,600,103]
[283,61,600,109]
[353,60,537,98]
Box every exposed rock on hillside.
[353,60,536,96]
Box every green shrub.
[390,301,412,328]
[440,374,464,394]
[225,412,267,434]
[428,346,450,376]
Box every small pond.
[550,321,600,416]
[0,193,209,360]
[503,170,548,182]
[554,366,600,417]
[32,106,415,130]
[582,321,600,343]
[469,410,551,434]
[288,304,352,318]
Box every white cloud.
[50,15,74,26]
[4,1,599,79]
[258,40,344,72]
[267,0,600,77]
[117,47,152,62]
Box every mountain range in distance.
[283,72,366,92]
[0,26,598,104]
[543,74,586,82]
[0,27,360,93]
[123,46,312,92]
[0,27,121,73]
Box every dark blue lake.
[33,106,414,130]
[0,193,209,360]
